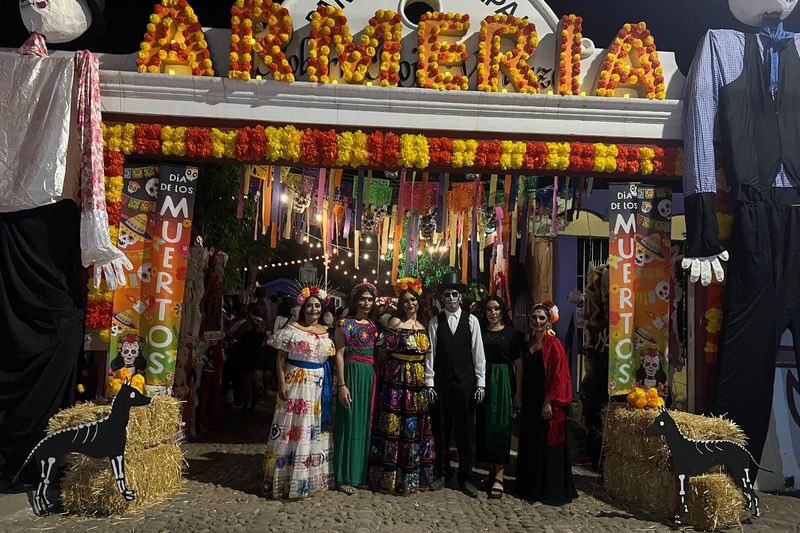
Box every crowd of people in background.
[217,276,576,504]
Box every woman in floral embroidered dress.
[368,278,435,494]
[263,288,335,499]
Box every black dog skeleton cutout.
[645,409,769,526]
[14,382,152,516]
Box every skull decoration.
[119,335,140,367]
[478,205,497,234]
[361,210,378,234]
[138,262,152,283]
[642,351,661,378]
[420,209,437,240]
[145,177,159,198]
[657,199,672,219]
[373,205,389,223]
[293,194,311,214]
[655,281,670,302]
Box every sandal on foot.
[339,484,357,495]
[489,479,504,500]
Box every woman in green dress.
[476,295,523,499]
[333,282,379,494]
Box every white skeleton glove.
[681,250,729,286]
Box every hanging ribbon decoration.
[436,173,446,242]
[391,170,407,286]
[518,187,529,264]
[550,176,559,235]
[237,165,249,220]
[471,175,480,280]
[270,166,282,248]
[316,168,327,220]
[354,169,365,271]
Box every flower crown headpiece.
[395,277,423,297]
[351,281,377,300]
[293,279,331,307]
[532,300,560,324]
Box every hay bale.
[603,404,746,469]
[60,443,184,515]
[48,396,181,449]
[602,405,746,530]
[46,396,184,515]
[603,454,678,516]
[688,473,747,532]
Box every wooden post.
[527,237,554,303]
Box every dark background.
[3,0,799,73]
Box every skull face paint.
[442,289,462,312]
[119,339,139,366]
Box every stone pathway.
[1,397,798,532]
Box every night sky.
[3,0,799,73]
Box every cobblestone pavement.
[2,396,799,533]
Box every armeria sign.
[136,0,684,99]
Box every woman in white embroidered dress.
[263,288,335,499]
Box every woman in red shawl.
[514,301,577,504]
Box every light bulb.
[344,270,348,275]
[280,193,288,203]
[388,243,394,250]
[258,266,263,270]
[372,269,376,274]
[363,253,369,260]
[365,236,372,244]
[380,254,385,261]
[348,252,353,258]
[315,213,322,222]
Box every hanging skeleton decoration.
[14,381,152,516]
[420,208,437,240]
[361,209,378,234]
[293,193,311,214]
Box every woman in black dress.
[475,296,523,499]
[514,302,577,504]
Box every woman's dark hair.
[480,295,510,330]
[348,288,380,324]
[247,303,261,318]
[298,295,325,325]
[395,288,427,325]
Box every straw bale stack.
[603,404,747,531]
[47,396,184,515]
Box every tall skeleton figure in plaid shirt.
[683,0,800,467]
[0,0,132,477]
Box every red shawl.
[538,333,573,446]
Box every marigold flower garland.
[229,0,294,82]
[103,122,683,176]
[417,12,471,91]
[85,150,124,337]
[596,22,665,99]
[137,0,213,76]
[558,14,583,96]
[477,14,540,93]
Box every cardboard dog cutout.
[14,381,152,516]
[645,409,769,525]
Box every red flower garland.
[235,125,267,161]
[428,137,453,166]
[367,131,400,168]
[569,142,595,171]
[524,141,548,169]
[301,129,338,166]
[185,127,213,158]
[104,151,124,177]
[85,301,113,329]
[475,140,502,168]
[616,145,640,174]
[134,124,163,155]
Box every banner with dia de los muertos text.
[607,183,672,397]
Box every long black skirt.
[514,349,577,504]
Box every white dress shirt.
[426,307,486,388]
